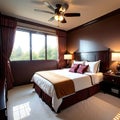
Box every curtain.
[0,14,17,89]
[0,27,2,78]
[56,30,67,68]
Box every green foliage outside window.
[47,47,58,60]
[10,46,30,61]
[32,48,45,60]
[10,29,58,61]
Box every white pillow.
[85,60,101,73]
[71,60,85,67]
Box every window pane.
[47,35,58,60]
[32,33,45,60]
[10,30,30,61]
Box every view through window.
[32,33,45,60]
[10,29,58,61]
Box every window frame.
[10,28,58,61]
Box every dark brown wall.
[67,12,120,53]
[11,60,58,86]
[67,10,120,71]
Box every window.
[32,33,45,60]
[47,35,58,60]
[10,29,58,61]
[10,30,30,61]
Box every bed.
[31,49,110,113]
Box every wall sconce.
[112,52,120,75]
[64,54,72,67]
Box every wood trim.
[68,8,120,32]
[1,8,120,32]
[17,18,57,31]
[0,13,66,32]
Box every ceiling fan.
[33,1,80,23]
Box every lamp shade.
[112,53,120,61]
[64,54,72,60]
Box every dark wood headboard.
[74,49,110,72]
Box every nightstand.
[101,73,120,97]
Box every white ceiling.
[0,0,120,31]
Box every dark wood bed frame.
[33,49,110,113]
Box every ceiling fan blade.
[34,9,54,14]
[31,0,44,5]
[32,1,55,12]
[64,13,80,17]
[44,1,55,12]
[61,18,67,23]
[48,16,55,22]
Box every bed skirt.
[33,83,100,113]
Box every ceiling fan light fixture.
[54,15,64,21]
[60,3,69,12]
[60,7,66,12]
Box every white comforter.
[31,68,103,112]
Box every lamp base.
[115,71,120,75]
[66,65,71,68]
[117,63,120,71]
[116,63,120,75]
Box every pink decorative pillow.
[69,64,79,72]
[77,64,89,74]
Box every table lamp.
[112,52,120,75]
[64,54,72,67]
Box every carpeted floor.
[7,84,120,120]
